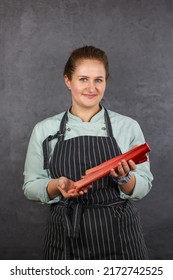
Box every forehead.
[74,59,106,76]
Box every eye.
[95,78,103,83]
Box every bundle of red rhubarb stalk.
[73,143,151,192]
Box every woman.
[23,46,153,260]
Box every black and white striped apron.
[43,108,148,260]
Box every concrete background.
[0,0,173,259]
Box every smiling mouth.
[82,94,97,98]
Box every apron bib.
[43,108,148,260]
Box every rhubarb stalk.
[71,143,150,191]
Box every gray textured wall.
[0,0,173,259]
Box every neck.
[70,105,101,122]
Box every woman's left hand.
[110,159,136,179]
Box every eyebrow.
[78,75,105,78]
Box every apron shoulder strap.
[42,111,68,170]
[103,106,122,155]
[104,107,114,138]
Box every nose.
[87,81,96,92]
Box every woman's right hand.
[47,177,92,199]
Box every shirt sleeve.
[119,161,153,200]
[118,120,153,200]
[23,123,61,204]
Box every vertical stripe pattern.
[50,135,122,204]
[43,109,148,260]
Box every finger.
[80,185,92,193]
[69,190,85,197]
[110,168,119,178]
[67,183,92,194]
[67,188,82,195]
[121,160,130,174]
[67,188,76,194]
[128,160,136,170]
[84,184,92,190]
[117,162,126,176]
[69,192,78,197]
[83,189,88,193]
[78,190,85,195]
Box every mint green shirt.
[23,107,153,204]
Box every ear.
[64,75,71,90]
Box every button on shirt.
[23,107,153,204]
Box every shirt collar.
[67,105,105,123]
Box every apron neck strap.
[42,110,68,169]
[58,110,68,138]
[103,107,114,138]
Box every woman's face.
[64,59,106,110]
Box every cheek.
[72,84,84,93]
[70,85,82,100]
